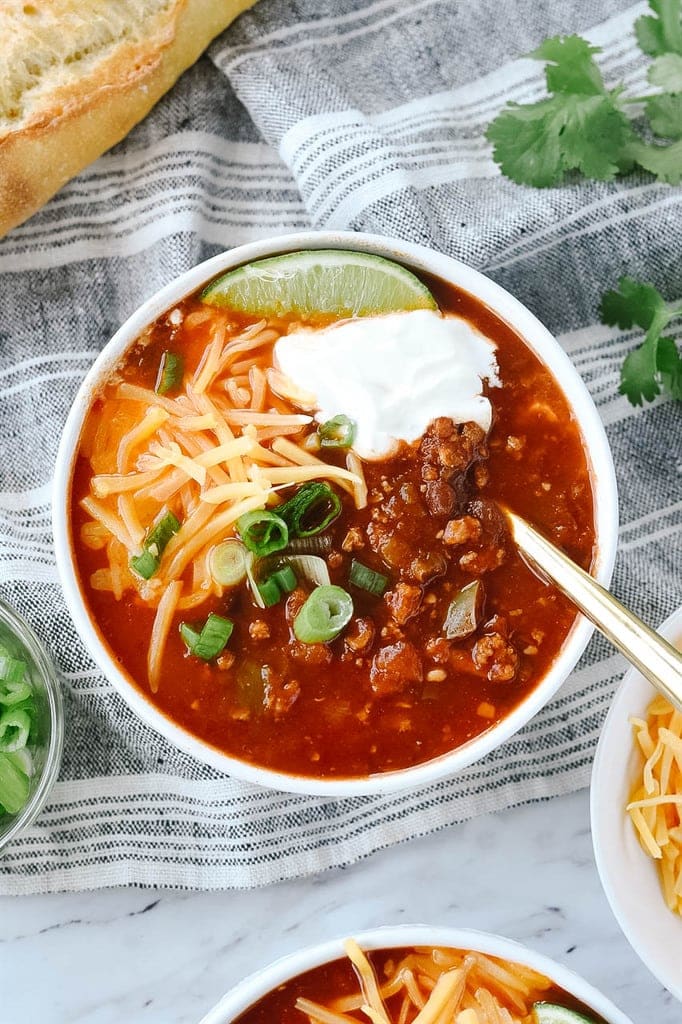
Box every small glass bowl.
[0,598,64,853]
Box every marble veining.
[0,790,675,1024]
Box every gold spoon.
[506,510,682,712]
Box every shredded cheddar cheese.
[79,314,372,693]
[148,581,183,693]
[627,694,682,915]
[294,942,554,1024]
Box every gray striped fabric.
[0,0,680,892]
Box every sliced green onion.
[443,580,484,640]
[7,747,32,777]
[285,535,333,556]
[179,623,201,650]
[0,646,33,816]
[130,510,181,579]
[180,613,233,660]
[237,510,288,557]
[293,585,353,644]
[318,414,356,449]
[155,350,183,395]
[270,565,297,594]
[130,549,157,579]
[0,752,30,815]
[283,554,330,588]
[0,645,11,676]
[245,554,266,609]
[3,657,25,687]
[146,510,181,553]
[254,564,297,607]
[257,577,283,608]
[278,482,341,538]
[0,708,31,753]
[0,677,31,706]
[349,558,388,597]
[210,539,248,586]
[0,656,28,703]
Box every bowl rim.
[197,924,633,1024]
[52,229,619,796]
[0,597,64,852]
[590,605,682,1002]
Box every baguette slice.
[0,0,256,239]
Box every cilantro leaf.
[487,19,682,188]
[620,333,662,405]
[530,36,606,94]
[635,0,682,57]
[486,100,564,187]
[648,51,682,90]
[600,277,668,330]
[556,95,636,179]
[628,137,682,183]
[486,36,635,187]
[646,92,682,137]
[487,93,633,186]
[657,335,682,398]
[600,276,682,405]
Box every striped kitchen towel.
[0,0,680,892]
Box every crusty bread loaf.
[0,0,256,238]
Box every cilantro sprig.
[600,277,682,405]
[487,0,682,187]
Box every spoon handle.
[507,511,682,711]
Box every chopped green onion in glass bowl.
[0,598,63,853]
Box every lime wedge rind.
[201,249,437,317]
[533,1004,597,1024]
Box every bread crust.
[0,0,256,239]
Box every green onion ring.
[293,585,354,644]
[237,510,289,557]
[278,482,341,538]
[318,414,356,449]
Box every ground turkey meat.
[458,546,506,574]
[443,515,482,546]
[472,632,519,682]
[262,667,301,716]
[290,641,332,667]
[385,582,422,625]
[285,588,307,625]
[344,617,375,653]
[248,619,270,640]
[370,640,423,696]
[425,637,452,664]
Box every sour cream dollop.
[274,309,500,460]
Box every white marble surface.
[0,788,676,1024]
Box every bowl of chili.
[52,232,618,795]
[198,925,632,1024]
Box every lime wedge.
[533,1004,597,1024]
[201,249,437,317]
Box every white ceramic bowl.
[198,924,632,1024]
[52,231,618,796]
[591,606,682,1001]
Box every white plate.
[199,925,633,1024]
[591,606,682,1002]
